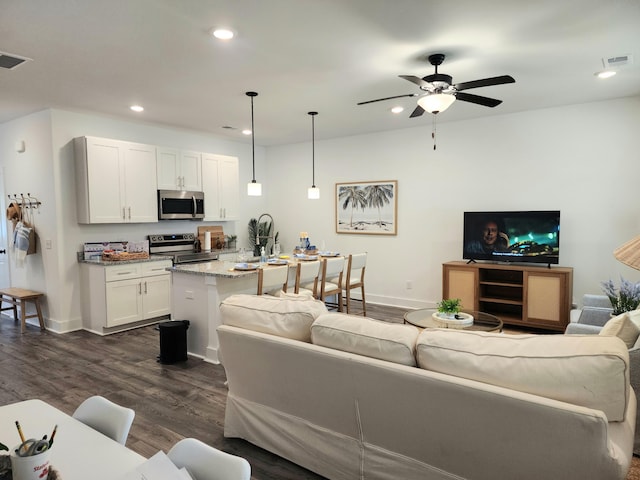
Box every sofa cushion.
[600,312,640,348]
[311,313,420,366]
[220,294,328,342]
[416,329,630,421]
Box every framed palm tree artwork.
[335,180,397,235]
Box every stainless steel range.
[148,233,219,264]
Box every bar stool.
[295,260,321,296]
[342,253,367,316]
[315,257,344,311]
[256,265,288,296]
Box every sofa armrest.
[564,323,603,335]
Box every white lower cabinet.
[81,260,172,334]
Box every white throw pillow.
[311,313,420,366]
[220,294,327,342]
[599,312,640,348]
[416,329,630,422]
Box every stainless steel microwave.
[158,190,205,220]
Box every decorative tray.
[234,263,259,271]
[431,312,474,329]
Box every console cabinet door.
[142,274,171,319]
[443,265,478,311]
[525,272,566,327]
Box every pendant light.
[307,111,320,199]
[246,91,262,196]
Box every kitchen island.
[169,260,296,363]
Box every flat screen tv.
[463,210,560,265]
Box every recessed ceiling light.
[130,105,144,112]
[241,129,252,135]
[212,28,235,40]
[595,70,616,79]
[391,106,404,114]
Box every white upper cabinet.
[75,136,158,224]
[202,153,239,221]
[157,147,202,191]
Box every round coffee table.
[403,308,503,332]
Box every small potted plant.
[437,298,462,318]
[601,277,640,315]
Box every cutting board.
[197,226,225,250]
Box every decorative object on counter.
[203,231,211,252]
[246,91,262,196]
[249,214,278,256]
[336,180,398,235]
[601,277,640,315]
[307,112,320,200]
[197,226,224,251]
[225,235,237,250]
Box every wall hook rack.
[8,193,42,211]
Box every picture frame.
[335,180,397,235]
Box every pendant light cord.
[246,91,258,182]
[309,111,318,187]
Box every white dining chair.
[342,252,367,315]
[256,265,288,296]
[168,438,251,480]
[295,260,321,296]
[72,395,135,445]
[315,257,344,311]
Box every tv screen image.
[463,211,560,265]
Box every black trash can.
[158,320,190,364]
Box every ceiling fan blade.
[409,105,425,118]
[454,75,515,91]
[357,93,417,106]
[399,75,430,88]
[456,92,503,108]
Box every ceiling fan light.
[247,180,262,196]
[417,93,456,114]
[308,186,320,199]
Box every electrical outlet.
[45,239,52,249]
[185,290,194,299]
[406,280,413,290]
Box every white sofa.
[218,294,636,480]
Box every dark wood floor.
[0,303,404,480]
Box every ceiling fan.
[358,53,515,117]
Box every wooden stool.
[0,287,46,333]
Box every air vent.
[603,54,633,69]
[0,51,32,70]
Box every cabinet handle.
[122,207,126,220]
[138,282,142,294]
[223,208,226,218]
[144,281,148,294]
[117,271,135,275]
[128,207,131,219]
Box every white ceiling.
[1,0,639,146]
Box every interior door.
[0,169,11,288]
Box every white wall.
[0,97,638,332]
[265,97,640,308]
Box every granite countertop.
[169,260,261,278]
[78,253,174,266]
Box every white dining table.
[0,399,145,480]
